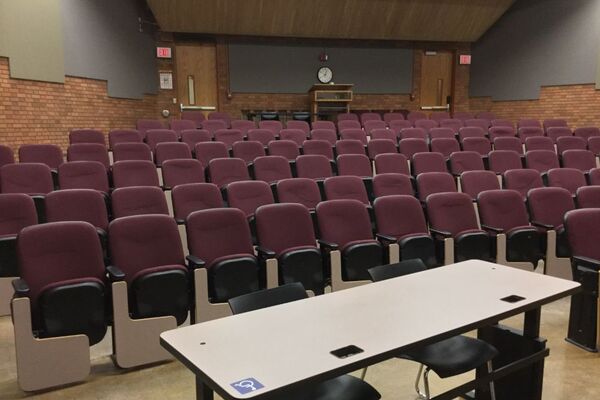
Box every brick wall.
[0,57,161,155]
[469,84,600,128]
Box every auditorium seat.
[69,129,106,146]
[576,186,600,208]
[154,142,192,167]
[587,136,600,156]
[414,119,438,132]
[227,180,274,242]
[546,126,572,143]
[412,152,448,175]
[458,126,486,142]
[517,127,544,143]
[453,112,475,121]
[527,187,574,279]
[429,111,450,122]
[372,173,413,197]
[214,129,244,149]
[464,119,490,130]
[460,170,500,200]
[438,119,463,134]
[461,137,491,157]
[371,129,398,142]
[588,168,600,185]
[407,111,427,122]
[169,120,196,135]
[525,137,554,152]
[488,150,522,175]
[208,158,250,189]
[546,168,587,195]
[0,145,15,168]
[171,183,223,224]
[230,119,256,135]
[0,163,54,221]
[399,127,428,140]
[340,128,368,144]
[525,150,560,173]
[336,139,367,156]
[374,153,410,175]
[416,172,457,203]
[181,111,205,128]
[58,161,110,193]
[430,127,457,139]
[337,120,363,134]
[280,129,307,146]
[310,128,337,145]
[276,178,322,211]
[478,189,543,270]
[556,136,587,154]
[388,119,413,135]
[490,119,514,128]
[267,140,300,161]
[232,141,265,164]
[399,138,428,159]
[111,186,169,218]
[208,111,232,127]
[449,151,485,175]
[195,142,229,167]
[19,144,63,171]
[161,159,205,190]
[258,120,283,136]
[488,126,516,141]
[112,142,152,162]
[426,192,492,264]
[503,169,544,201]
[302,139,335,160]
[253,155,292,184]
[543,119,568,133]
[493,136,524,155]
[430,138,460,159]
[311,120,336,131]
[573,127,600,141]
[145,129,178,152]
[367,139,397,160]
[337,154,372,178]
[383,112,405,123]
[562,149,596,172]
[285,120,310,135]
[136,119,164,138]
[324,176,370,206]
[67,143,110,170]
[247,128,277,146]
[337,113,360,122]
[108,214,189,367]
[202,119,228,137]
[296,155,334,181]
[517,119,542,129]
[360,112,382,125]
[112,160,160,189]
[363,120,387,135]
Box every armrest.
[429,228,452,238]
[106,265,126,282]
[12,278,30,297]
[175,218,185,225]
[317,239,339,251]
[96,227,107,238]
[376,233,398,245]
[186,254,206,270]
[256,246,276,259]
[162,185,172,191]
[573,256,600,271]
[481,224,504,234]
[531,221,554,230]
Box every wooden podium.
[308,84,353,121]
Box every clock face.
[317,67,333,84]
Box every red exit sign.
[459,54,472,65]
[156,47,172,59]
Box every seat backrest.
[112,160,159,188]
[588,168,600,185]
[438,120,463,134]
[195,142,229,166]
[111,186,169,218]
[363,120,387,134]
[232,141,265,164]
[212,129,243,149]
[310,129,337,145]
[449,151,485,174]
[372,174,413,198]
[227,180,274,217]
[398,138,429,159]
[491,119,514,128]
[231,119,257,135]
[429,111,450,122]
[373,195,428,239]
[460,170,500,200]
[0,163,54,195]
[576,186,600,208]
[171,183,223,222]
[145,129,178,151]
[573,127,600,141]
[276,178,322,209]
[543,119,568,133]
[335,139,366,156]
[162,159,205,189]
[316,199,373,248]
[208,157,249,187]
[186,208,255,267]
[463,119,490,130]
[430,137,460,158]
[258,120,283,135]
[69,129,105,146]
[399,127,428,140]
[45,189,109,231]
[430,127,457,138]
[228,282,308,315]
[112,142,152,162]
[493,136,523,154]
[525,150,559,173]
[565,209,600,260]
[169,119,196,134]
[517,119,541,129]
[312,121,336,131]
[477,189,530,231]
[202,119,228,135]
[253,155,292,183]
[388,119,413,134]
[488,150,522,174]
[340,128,368,144]
[458,126,486,141]
[0,193,37,236]
[546,168,587,195]
[0,145,15,168]
[154,142,192,166]
[19,144,63,169]
[525,136,554,152]
[527,187,574,228]
[267,140,300,161]
[208,111,232,127]
[407,111,427,122]
[374,153,409,175]
[360,112,382,125]
[370,129,397,142]
[109,215,184,283]
[302,139,334,160]
[461,137,491,156]
[247,129,277,146]
[587,136,600,155]
[412,152,447,175]
[296,155,333,180]
[336,154,372,177]
[416,172,457,202]
[367,139,397,159]
[67,143,110,169]
[453,112,475,121]
[279,129,307,146]
[383,112,405,123]
[58,161,109,193]
[324,176,369,204]
[488,126,516,141]
[255,203,316,255]
[562,149,596,172]
[426,192,479,236]
[337,113,360,122]
[414,119,438,132]
[503,169,543,200]
[546,126,572,143]
[181,111,205,128]
[180,130,212,151]
[556,136,587,154]
[517,127,544,143]
[285,120,310,135]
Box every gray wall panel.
[229,43,412,94]
[61,0,158,99]
[470,0,600,101]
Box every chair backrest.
[438,119,463,134]
[171,183,223,222]
[316,199,373,248]
[477,189,531,231]
[556,136,587,154]
[111,186,169,218]
[524,150,559,173]
[398,138,429,159]
[227,180,274,217]
[412,152,447,175]
[373,195,428,239]
[112,142,152,162]
[546,126,572,143]
[247,129,277,146]
[0,145,15,168]
[337,120,362,133]
[296,155,333,180]
[562,149,596,172]
[67,143,110,169]
[195,142,229,166]
[517,127,544,143]
[564,209,600,261]
[339,128,368,145]
[186,208,255,267]
[383,112,405,123]
[324,176,369,204]
[258,120,283,135]
[368,259,427,282]
[587,136,600,155]
[208,111,232,127]
[214,129,244,149]
[464,119,490,130]
[461,137,491,156]
[370,129,397,141]
[488,150,522,174]
[232,141,265,164]
[517,119,541,129]
[69,129,105,146]
[363,120,387,134]
[181,111,205,128]
[253,156,292,183]
[488,126,516,141]
[0,163,54,195]
[453,112,475,121]
[255,203,316,255]
[493,136,523,154]
[543,119,568,133]
[228,282,308,315]
[429,111,450,122]
[372,173,413,197]
[109,215,184,283]
[573,127,600,141]
[162,159,205,189]
[45,189,109,231]
[276,178,322,209]
[145,129,178,151]
[399,127,428,140]
[337,113,360,122]
[267,140,300,161]
[58,161,109,193]
[310,129,337,145]
[154,142,192,166]
[169,119,196,134]
[19,144,63,169]
[374,153,409,175]
[407,111,427,122]
[231,119,257,135]
[449,151,485,174]
[367,139,397,160]
[458,126,486,141]
[0,193,37,236]
[360,112,382,125]
[491,119,514,128]
[525,136,554,152]
[335,139,366,156]
[460,170,500,200]
[112,160,159,188]
[302,139,334,160]
[430,126,457,138]
[416,172,457,202]
[430,137,460,158]
[546,168,587,195]
[426,192,480,236]
[208,157,250,188]
[589,168,600,185]
[576,186,600,208]
[414,119,438,132]
[527,187,574,228]
[136,119,164,137]
[285,120,310,135]
[312,121,336,130]
[336,154,372,177]
[388,120,413,134]
[503,169,543,200]
[202,119,228,135]
[279,129,307,146]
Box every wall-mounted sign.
[459,54,472,65]
[157,47,172,59]
[159,71,173,90]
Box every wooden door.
[176,44,218,110]
[420,51,454,110]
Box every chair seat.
[400,335,498,378]
[278,374,381,400]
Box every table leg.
[524,308,541,338]
[196,376,214,400]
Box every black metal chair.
[367,260,498,400]
[228,283,381,400]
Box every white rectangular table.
[161,260,580,400]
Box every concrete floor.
[0,297,598,400]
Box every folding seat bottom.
[278,247,324,295]
[208,256,260,303]
[132,267,189,325]
[505,227,544,264]
[453,230,492,262]
[398,234,438,268]
[342,241,383,281]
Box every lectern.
[308,84,353,121]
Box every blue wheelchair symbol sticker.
[231,378,264,394]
